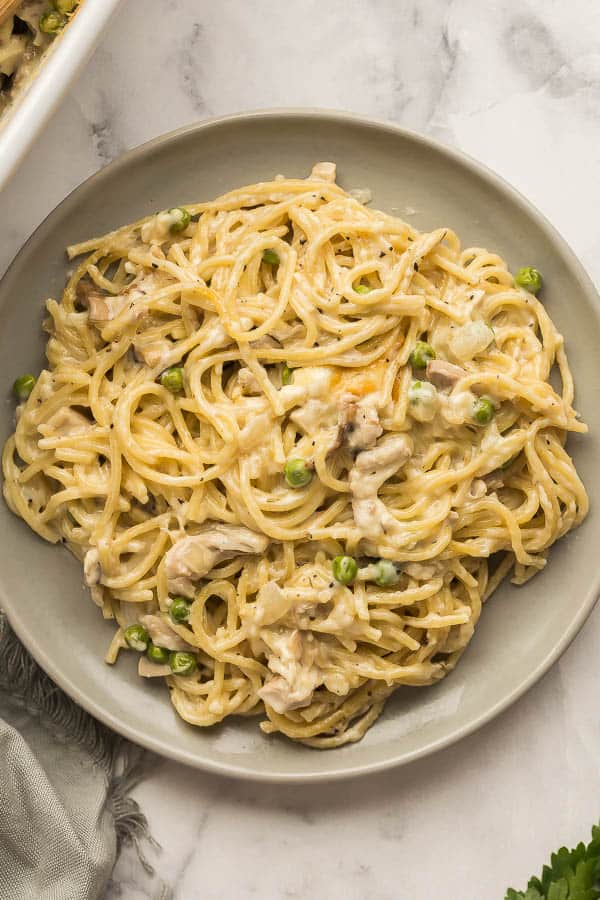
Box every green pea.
[13,374,36,402]
[146,643,170,664]
[160,366,184,393]
[124,624,149,652]
[284,458,313,488]
[170,596,191,623]
[408,380,432,405]
[353,283,372,294]
[373,559,400,586]
[473,396,495,425]
[262,249,280,266]
[39,10,66,33]
[282,364,293,385]
[168,207,190,233]
[515,267,542,294]
[332,555,358,585]
[410,341,436,369]
[53,0,78,12]
[169,651,197,676]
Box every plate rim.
[2,107,598,782]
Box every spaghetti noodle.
[2,162,588,747]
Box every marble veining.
[2,1,600,898]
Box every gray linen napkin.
[0,613,155,900]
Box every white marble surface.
[2,1,600,898]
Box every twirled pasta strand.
[2,165,588,747]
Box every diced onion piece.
[449,320,494,361]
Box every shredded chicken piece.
[165,524,269,597]
[339,401,382,453]
[404,562,439,580]
[242,580,332,631]
[353,434,413,473]
[133,338,173,369]
[349,434,413,539]
[426,359,465,389]
[87,294,131,323]
[258,629,324,714]
[139,614,195,651]
[269,322,304,343]
[83,548,101,586]
[41,407,91,436]
[237,368,261,395]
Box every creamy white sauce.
[140,209,189,243]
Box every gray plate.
[1,110,598,782]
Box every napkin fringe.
[107,743,160,873]
[0,614,158,874]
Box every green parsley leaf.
[504,822,600,900]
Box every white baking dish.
[0,0,121,190]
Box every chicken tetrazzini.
[2,162,588,747]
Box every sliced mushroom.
[138,657,171,678]
[74,277,98,308]
[74,277,132,323]
[249,335,281,351]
